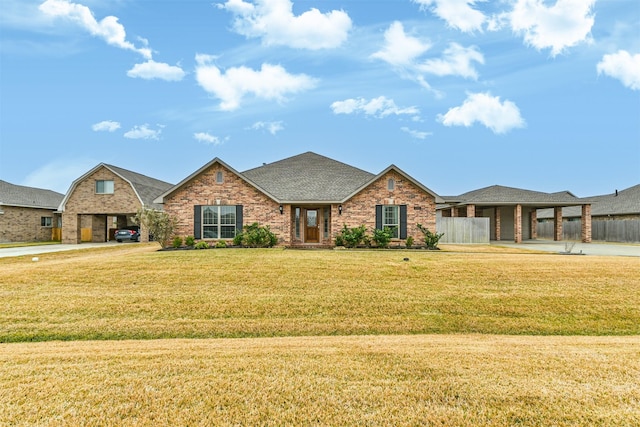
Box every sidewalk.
[0,242,123,258]
[491,240,640,257]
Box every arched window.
[387,178,395,191]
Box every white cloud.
[437,92,525,134]
[195,54,317,111]
[370,21,432,67]
[217,0,352,50]
[124,124,163,140]
[39,0,152,59]
[331,96,420,119]
[22,158,98,194]
[250,121,284,135]
[505,0,595,56]
[419,42,484,79]
[127,60,185,81]
[597,50,640,91]
[401,127,432,140]
[91,120,120,132]
[412,0,486,33]
[194,132,223,145]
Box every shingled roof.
[537,184,640,218]
[0,180,64,209]
[242,152,375,202]
[441,185,585,208]
[59,164,173,211]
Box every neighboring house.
[438,185,594,243]
[0,180,64,242]
[537,184,640,242]
[154,152,443,247]
[58,164,173,244]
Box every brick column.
[495,207,501,241]
[466,204,475,218]
[514,204,522,243]
[530,209,537,239]
[554,207,563,241]
[450,207,457,217]
[581,204,592,243]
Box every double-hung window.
[41,217,53,227]
[383,205,400,238]
[95,180,114,194]
[202,206,237,239]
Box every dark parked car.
[115,226,140,242]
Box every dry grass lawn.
[1,244,639,425]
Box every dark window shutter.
[235,205,243,232]
[400,205,407,239]
[194,205,201,239]
[375,205,382,230]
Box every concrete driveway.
[491,240,640,257]
[0,242,128,258]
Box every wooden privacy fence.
[436,217,490,244]
[537,219,640,243]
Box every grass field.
[1,244,639,425]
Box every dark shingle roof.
[0,180,64,209]
[537,184,640,218]
[103,164,173,209]
[241,152,375,202]
[446,185,583,207]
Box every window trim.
[202,205,237,239]
[383,205,400,238]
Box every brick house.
[0,180,64,242]
[58,164,172,244]
[154,152,443,247]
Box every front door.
[305,209,319,243]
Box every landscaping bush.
[215,241,227,248]
[372,227,394,248]
[185,236,196,247]
[406,236,414,248]
[335,224,367,248]
[172,236,183,248]
[194,241,209,249]
[234,223,278,248]
[417,224,444,249]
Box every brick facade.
[163,166,437,247]
[0,205,59,242]
[163,163,290,244]
[61,167,144,244]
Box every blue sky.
[1,0,638,198]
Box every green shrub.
[372,227,394,248]
[172,236,183,248]
[417,224,444,249]
[234,223,278,248]
[185,236,196,247]
[194,241,209,249]
[335,225,367,248]
[406,236,414,248]
[215,241,227,248]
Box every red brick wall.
[335,170,437,245]
[0,205,57,242]
[163,163,290,244]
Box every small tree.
[133,208,177,248]
[416,223,444,249]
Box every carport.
[439,185,594,243]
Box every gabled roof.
[153,157,280,204]
[0,180,64,209]
[155,152,442,205]
[242,152,375,203]
[440,184,585,208]
[59,163,173,211]
[343,164,444,204]
[537,184,640,218]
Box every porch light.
[279,205,284,215]
[338,205,342,215]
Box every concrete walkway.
[491,240,640,257]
